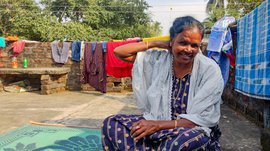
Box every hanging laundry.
[6,36,18,42]
[101,42,107,53]
[81,42,106,93]
[126,37,141,41]
[0,37,5,48]
[142,35,169,42]
[51,41,71,64]
[208,51,230,85]
[207,16,235,85]
[11,40,26,57]
[207,16,235,52]
[235,1,270,100]
[112,40,123,42]
[0,37,4,64]
[142,36,170,51]
[80,41,85,60]
[208,29,234,85]
[106,40,138,78]
[71,41,81,61]
[222,30,235,68]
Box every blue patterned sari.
[102,74,221,151]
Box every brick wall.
[0,41,132,92]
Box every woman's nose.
[185,45,192,52]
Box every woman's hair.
[169,16,204,40]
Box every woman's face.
[171,28,202,65]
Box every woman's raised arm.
[114,41,170,62]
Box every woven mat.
[0,124,103,151]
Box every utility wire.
[0,10,207,13]
[0,2,263,7]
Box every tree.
[1,0,162,41]
[94,0,155,38]
[40,0,112,29]
[203,0,264,29]
[148,21,162,37]
[203,0,225,29]
[206,0,224,14]
[0,0,41,36]
[40,0,161,40]
[226,0,264,18]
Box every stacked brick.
[106,76,123,92]
[81,76,132,93]
[0,41,133,93]
[40,74,68,95]
[0,74,40,92]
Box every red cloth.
[12,40,25,57]
[225,53,235,67]
[106,40,137,78]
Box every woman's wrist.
[174,120,178,129]
[154,120,175,131]
[153,121,161,131]
[142,41,170,50]
[148,41,160,49]
[147,41,154,49]
[144,41,149,50]
[143,41,153,50]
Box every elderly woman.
[102,16,224,150]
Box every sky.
[145,0,209,35]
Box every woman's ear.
[168,40,172,53]
[170,37,175,47]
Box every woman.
[102,16,224,150]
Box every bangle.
[145,41,149,50]
[174,120,178,129]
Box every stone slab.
[0,68,70,75]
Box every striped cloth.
[235,0,270,100]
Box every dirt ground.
[0,91,262,151]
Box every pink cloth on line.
[106,40,138,78]
[12,41,26,57]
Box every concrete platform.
[0,91,261,150]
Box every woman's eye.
[191,44,199,48]
[178,41,187,45]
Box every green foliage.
[149,22,162,36]
[203,3,225,29]
[96,0,154,39]
[100,0,150,27]
[226,0,264,18]
[0,0,40,36]
[14,16,95,41]
[203,0,225,29]
[203,0,264,29]
[41,0,112,29]
[11,13,55,40]
[0,0,162,41]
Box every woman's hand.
[131,120,160,142]
[130,118,197,142]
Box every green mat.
[0,124,103,151]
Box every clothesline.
[50,35,170,93]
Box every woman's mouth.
[178,52,193,60]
